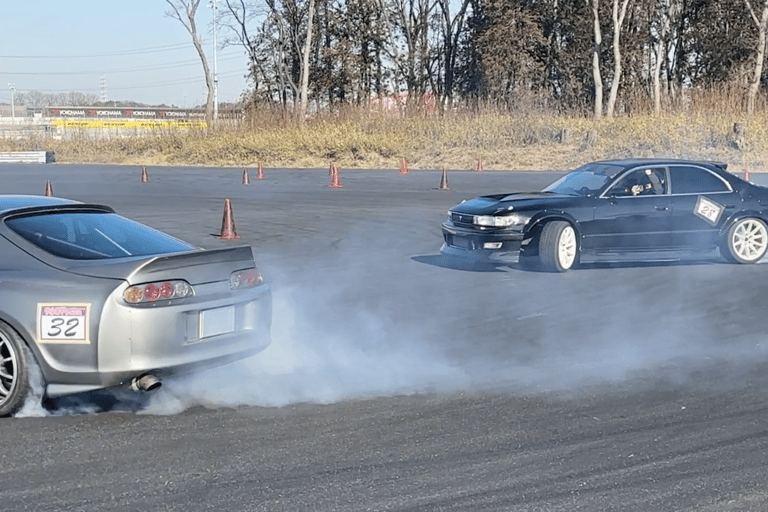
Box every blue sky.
[0,0,250,107]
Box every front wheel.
[725,217,768,264]
[538,221,578,272]
[0,322,33,417]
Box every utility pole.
[8,84,15,124]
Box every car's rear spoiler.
[0,203,114,220]
[706,161,728,171]
[63,246,258,285]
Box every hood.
[451,192,576,215]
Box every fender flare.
[525,211,583,241]
[718,211,768,239]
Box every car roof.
[592,158,727,170]
[0,195,81,215]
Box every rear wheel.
[0,322,33,417]
[725,218,768,264]
[538,221,578,272]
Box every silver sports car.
[0,195,272,416]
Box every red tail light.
[124,280,194,304]
[230,268,263,289]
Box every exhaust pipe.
[130,373,162,392]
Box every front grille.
[451,212,475,226]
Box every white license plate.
[199,306,235,339]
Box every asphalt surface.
[3,163,768,511]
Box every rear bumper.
[441,221,524,262]
[41,284,272,396]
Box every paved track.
[3,163,768,511]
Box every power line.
[0,42,195,59]
[3,53,244,76]
[16,69,247,93]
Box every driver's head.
[644,169,653,176]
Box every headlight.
[474,214,530,227]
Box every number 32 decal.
[37,303,91,344]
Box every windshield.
[6,212,194,260]
[542,163,625,196]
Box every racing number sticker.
[37,303,91,344]
[694,196,724,226]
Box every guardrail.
[0,151,55,164]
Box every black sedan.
[441,159,768,272]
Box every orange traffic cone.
[217,198,240,239]
[399,157,410,176]
[439,168,450,190]
[141,166,149,183]
[330,164,344,188]
[256,162,265,180]
[745,169,751,182]
[476,158,484,172]
[329,161,335,176]
[44,180,53,197]
[242,168,250,185]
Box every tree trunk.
[745,0,768,115]
[606,0,630,118]
[165,0,214,124]
[299,0,315,119]
[588,0,603,118]
[652,41,663,115]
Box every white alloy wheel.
[727,218,768,264]
[557,225,577,269]
[539,221,578,272]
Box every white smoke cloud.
[141,283,471,415]
[141,250,768,415]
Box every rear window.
[5,212,194,260]
[669,166,731,194]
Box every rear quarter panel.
[0,236,121,384]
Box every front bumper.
[440,221,525,263]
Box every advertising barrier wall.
[49,119,207,129]
[44,106,211,129]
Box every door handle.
[655,206,668,211]
[724,204,736,209]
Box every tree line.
[174,0,768,119]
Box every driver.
[631,169,662,195]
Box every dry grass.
[2,91,767,173]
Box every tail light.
[230,268,263,289]
[124,280,194,304]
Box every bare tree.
[220,0,263,65]
[16,90,99,108]
[165,0,215,123]
[299,0,316,117]
[744,0,768,115]
[435,0,471,110]
[390,0,434,107]
[266,0,301,106]
[649,0,676,115]
[586,0,603,118]
[606,0,631,117]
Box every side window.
[608,168,666,196]
[669,166,730,194]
